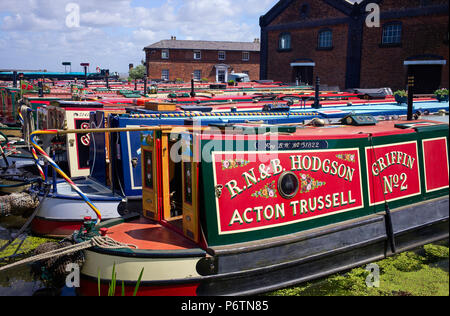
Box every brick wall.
[271,0,346,25]
[360,14,449,90]
[262,0,448,90]
[266,23,348,88]
[145,49,260,82]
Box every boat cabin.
[140,118,449,247]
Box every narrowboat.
[75,115,448,296]
[30,109,323,237]
[28,96,448,237]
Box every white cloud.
[0,0,278,72]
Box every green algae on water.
[267,242,449,296]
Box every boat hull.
[30,178,123,237]
[77,196,448,296]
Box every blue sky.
[0,0,278,73]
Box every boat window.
[143,150,153,190]
[278,171,299,199]
[184,162,193,205]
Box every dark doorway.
[293,66,313,86]
[407,65,442,94]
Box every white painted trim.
[404,60,447,65]
[290,62,315,67]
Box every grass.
[267,242,449,296]
[0,236,56,263]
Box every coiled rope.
[0,236,137,273]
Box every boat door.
[142,129,200,243]
[141,131,160,220]
[180,133,199,243]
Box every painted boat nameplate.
[253,140,329,151]
[211,149,364,235]
[365,141,421,206]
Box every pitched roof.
[144,40,260,52]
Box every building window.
[162,69,169,81]
[382,23,402,45]
[193,70,202,81]
[318,29,333,49]
[218,51,226,61]
[194,50,201,60]
[279,33,291,50]
[161,50,169,59]
[242,51,250,61]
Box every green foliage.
[98,263,144,296]
[394,90,407,97]
[0,236,55,261]
[201,78,209,83]
[434,88,449,97]
[424,244,449,261]
[129,65,146,80]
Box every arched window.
[382,22,402,45]
[279,33,291,50]
[318,29,333,49]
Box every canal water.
[1,214,448,296]
[1,114,448,296]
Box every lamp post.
[62,62,72,73]
[80,63,90,88]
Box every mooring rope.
[0,236,138,273]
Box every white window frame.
[161,49,169,59]
[242,51,250,61]
[194,50,201,60]
[218,51,226,61]
[193,70,202,80]
[318,30,333,49]
[162,69,169,81]
[382,23,402,44]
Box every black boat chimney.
[81,63,89,88]
[38,80,44,97]
[407,76,414,121]
[12,71,17,88]
[190,73,196,98]
[313,76,321,109]
[105,69,110,89]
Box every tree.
[129,65,146,80]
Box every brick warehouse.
[259,0,449,93]
[144,38,260,83]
